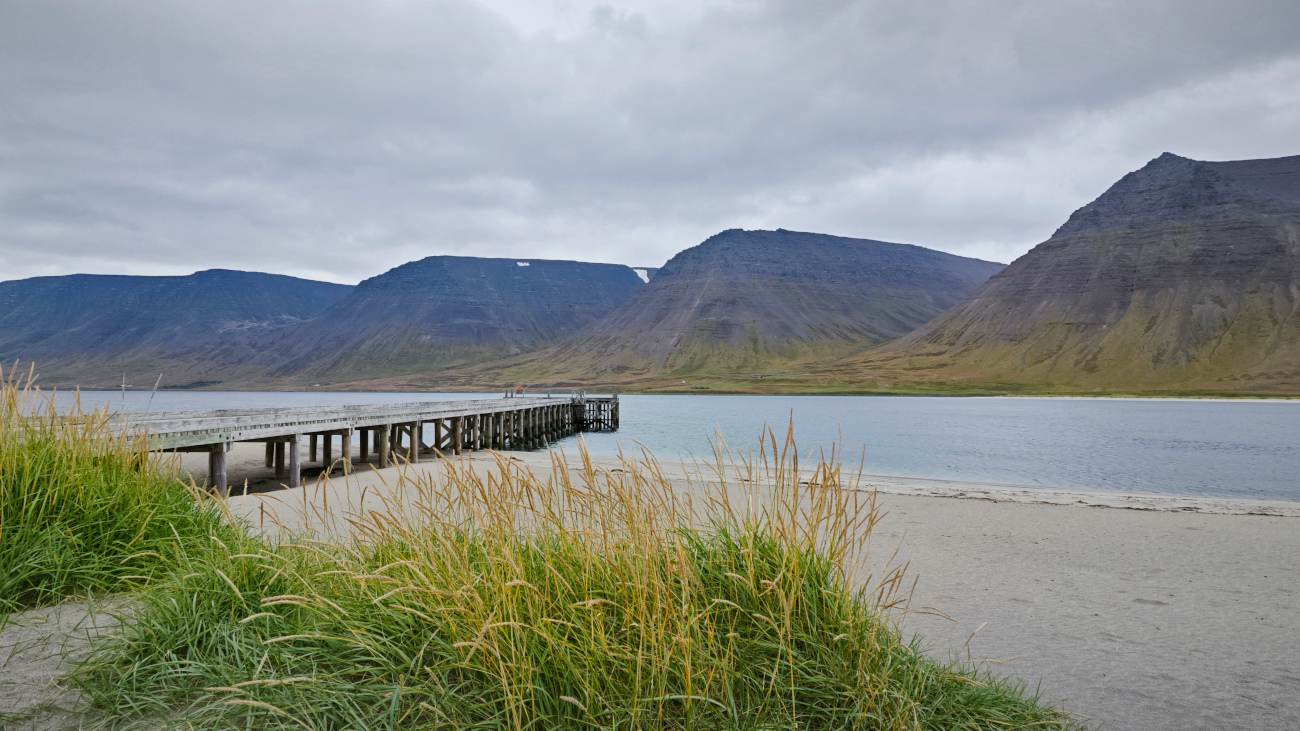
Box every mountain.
[0,269,351,387]
[853,152,1300,394]
[492,229,1005,383]
[254,256,645,382]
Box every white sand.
[177,446,1300,728]
[0,599,129,730]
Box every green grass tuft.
[0,369,237,615]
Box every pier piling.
[122,395,618,492]
[289,435,301,488]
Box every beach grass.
[0,368,235,616]
[78,430,1080,729]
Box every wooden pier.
[112,394,619,495]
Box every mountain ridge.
[828,152,1300,394]
[0,269,352,387]
[245,256,647,383]
[478,228,1005,385]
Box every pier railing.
[110,393,619,495]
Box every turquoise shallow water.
[55,391,1300,501]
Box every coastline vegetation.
[0,370,234,616]
[2,371,1081,729]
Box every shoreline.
[852,470,1300,517]
[212,449,1300,730]
[174,443,1300,516]
[7,449,1292,730]
[39,385,1300,401]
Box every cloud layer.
[3,0,1299,282]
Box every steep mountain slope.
[496,229,1004,381]
[0,270,351,386]
[855,152,1300,393]
[257,256,645,381]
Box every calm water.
[55,391,1300,501]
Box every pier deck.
[112,394,618,494]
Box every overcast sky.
[3,0,1299,284]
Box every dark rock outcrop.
[870,152,1300,392]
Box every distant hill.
[0,269,351,388]
[254,256,646,382]
[849,153,1300,394]
[490,229,1004,383]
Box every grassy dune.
[1,371,1080,728]
[0,369,235,616]
[80,437,1077,729]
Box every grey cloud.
[1,0,1298,282]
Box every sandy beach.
[5,444,1295,730]
[204,445,1300,730]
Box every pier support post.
[342,429,352,474]
[378,424,390,468]
[409,423,420,463]
[209,444,228,496]
[310,434,318,463]
[265,442,274,468]
[433,419,443,454]
[274,441,285,479]
[323,433,333,473]
[452,417,462,456]
[289,435,301,488]
[472,415,480,451]
[359,428,369,462]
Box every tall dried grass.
[81,428,1078,729]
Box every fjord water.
[63,391,1300,501]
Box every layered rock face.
[525,229,1004,377]
[873,153,1300,391]
[257,256,645,380]
[0,270,351,386]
